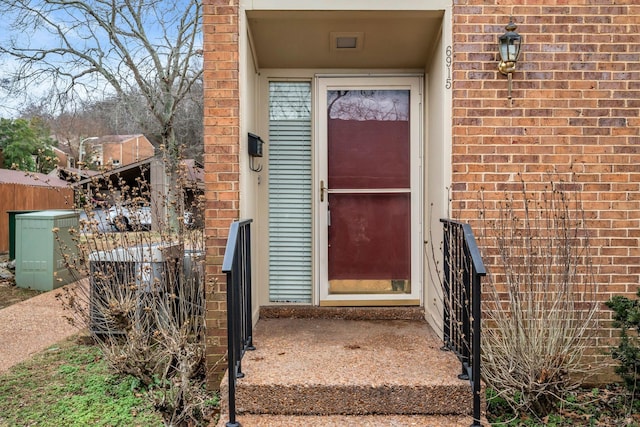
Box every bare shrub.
[478,173,599,417]
[55,156,213,426]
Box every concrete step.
[219,317,475,417]
[215,413,478,426]
[232,382,471,416]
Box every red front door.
[318,77,421,305]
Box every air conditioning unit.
[88,243,181,336]
[179,249,205,324]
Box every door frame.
[315,75,423,306]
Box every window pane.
[328,193,411,294]
[328,90,410,189]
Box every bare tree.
[0,0,202,161]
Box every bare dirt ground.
[0,254,42,309]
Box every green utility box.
[15,210,79,291]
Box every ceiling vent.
[330,32,364,51]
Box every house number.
[445,45,452,89]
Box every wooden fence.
[0,183,74,253]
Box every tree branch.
[0,0,202,154]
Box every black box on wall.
[248,133,264,157]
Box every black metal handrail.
[440,219,486,427]
[222,219,255,427]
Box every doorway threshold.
[260,305,425,321]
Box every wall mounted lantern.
[498,18,522,99]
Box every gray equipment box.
[88,243,181,335]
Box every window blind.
[268,82,312,303]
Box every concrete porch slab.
[220,317,474,419]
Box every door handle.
[320,180,327,202]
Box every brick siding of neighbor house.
[101,136,155,166]
[202,0,240,388]
[452,1,640,367]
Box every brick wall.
[202,0,240,388]
[452,0,640,362]
[102,137,155,166]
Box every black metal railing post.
[440,219,486,427]
[222,219,254,427]
[241,223,255,352]
[471,256,482,427]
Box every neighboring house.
[51,146,71,168]
[0,168,73,253]
[84,134,155,168]
[201,0,640,387]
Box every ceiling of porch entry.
[247,10,444,69]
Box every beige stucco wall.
[237,1,453,334]
[238,9,262,322]
[425,17,452,334]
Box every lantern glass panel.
[500,33,521,63]
[509,38,521,62]
[499,39,509,62]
